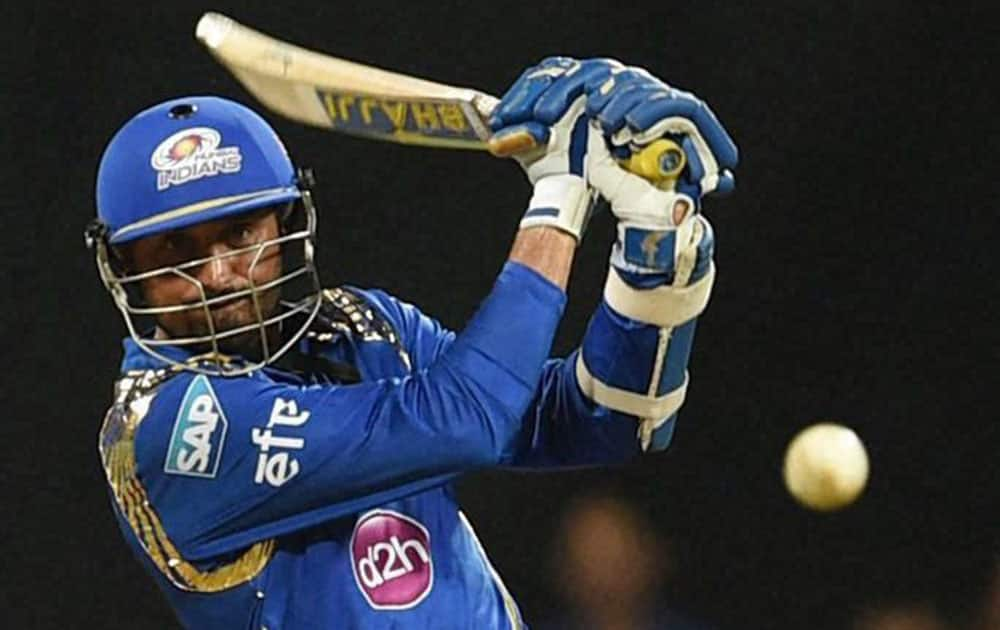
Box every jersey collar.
[120,337,193,372]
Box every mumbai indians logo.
[164,375,228,478]
[150,127,242,191]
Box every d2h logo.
[350,510,433,610]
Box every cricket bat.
[194,12,682,184]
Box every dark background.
[4,1,997,628]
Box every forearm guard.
[576,215,715,451]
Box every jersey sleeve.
[355,219,715,469]
[133,262,565,560]
[355,285,640,467]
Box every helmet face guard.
[89,190,323,376]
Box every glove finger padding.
[585,69,738,200]
[595,84,669,135]
[585,68,662,121]
[627,92,738,167]
[489,57,619,130]
[532,59,622,125]
[489,56,580,128]
[624,96,739,197]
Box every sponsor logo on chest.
[351,510,434,610]
[252,397,311,487]
[164,375,228,478]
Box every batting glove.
[584,67,738,276]
[489,57,622,242]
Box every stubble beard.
[156,286,283,359]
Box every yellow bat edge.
[196,12,679,185]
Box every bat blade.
[195,13,676,182]
[195,12,498,150]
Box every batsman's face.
[123,207,283,347]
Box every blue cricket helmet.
[96,95,301,244]
[90,95,324,375]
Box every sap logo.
[351,510,433,610]
[252,398,310,488]
[164,375,228,478]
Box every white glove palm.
[586,126,697,272]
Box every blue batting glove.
[587,68,738,203]
[488,57,622,241]
[582,67,738,276]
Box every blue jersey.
[99,258,709,629]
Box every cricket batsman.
[87,57,737,628]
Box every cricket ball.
[783,422,869,512]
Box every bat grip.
[620,139,686,188]
[488,132,684,188]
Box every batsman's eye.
[162,232,191,253]
[229,223,256,245]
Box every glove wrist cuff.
[520,174,593,242]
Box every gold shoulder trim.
[318,287,411,371]
[98,369,275,592]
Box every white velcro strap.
[575,354,689,418]
[672,215,704,286]
[521,174,590,240]
[603,262,715,327]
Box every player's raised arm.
[501,64,740,465]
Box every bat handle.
[487,131,538,157]
[620,139,686,188]
[488,133,685,188]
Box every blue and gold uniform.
[98,252,712,628]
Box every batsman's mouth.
[209,295,254,315]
